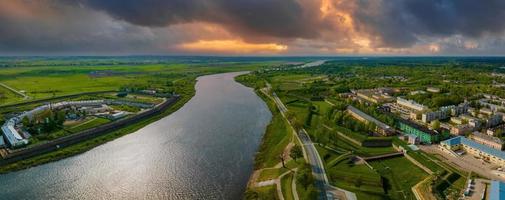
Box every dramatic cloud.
[352,0,505,48]
[1,0,505,55]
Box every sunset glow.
[179,40,288,54]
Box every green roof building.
[395,119,448,144]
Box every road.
[0,82,30,99]
[266,82,330,199]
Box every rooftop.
[471,131,503,144]
[396,117,439,135]
[347,105,392,131]
[490,180,505,200]
[441,136,505,161]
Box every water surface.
[0,72,271,199]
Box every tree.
[292,119,303,131]
[279,154,286,168]
[431,120,441,130]
[21,116,31,127]
[290,145,303,162]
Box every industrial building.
[440,136,505,166]
[0,118,29,148]
[346,105,395,136]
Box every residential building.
[421,103,468,123]
[355,89,394,104]
[346,105,395,136]
[396,118,448,144]
[470,132,503,150]
[486,114,503,128]
[461,115,481,128]
[422,110,449,123]
[441,136,505,166]
[397,97,427,112]
[487,124,505,136]
[450,124,473,136]
[450,102,469,116]
[450,117,463,125]
[481,108,494,115]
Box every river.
[0,72,272,199]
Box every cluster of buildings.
[1,99,154,149]
[352,88,396,104]
[342,87,505,197]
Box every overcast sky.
[1,0,505,56]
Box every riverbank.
[0,78,196,173]
[236,74,318,200]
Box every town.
[240,60,505,200]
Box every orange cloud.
[178,40,288,54]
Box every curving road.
[266,83,330,200]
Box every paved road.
[266,83,330,200]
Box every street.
[266,82,330,200]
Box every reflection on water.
[0,72,271,199]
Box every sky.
[1,0,505,56]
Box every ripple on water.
[0,72,271,200]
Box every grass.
[370,157,428,200]
[67,117,111,133]
[0,86,24,105]
[0,62,270,105]
[258,168,289,182]
[281,172,295,200]
[245,185,279,200]
[236,83,292,169]
[317,146,387,199]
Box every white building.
[397,97,427,112]
[1,119,29,148]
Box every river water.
[0,72,272,199]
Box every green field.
[281,172,295,200]
[370,157,428,200]
[0,62,270,105]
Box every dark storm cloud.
[2,0,505,54]
[353,0,505,48]
[82,0,322,40]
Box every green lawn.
[281,172,295,200]
[258,168,289,182]
[0,86,24,105]
[317,146,387,199]
[67,117,111,133]
[370,157,428,200]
